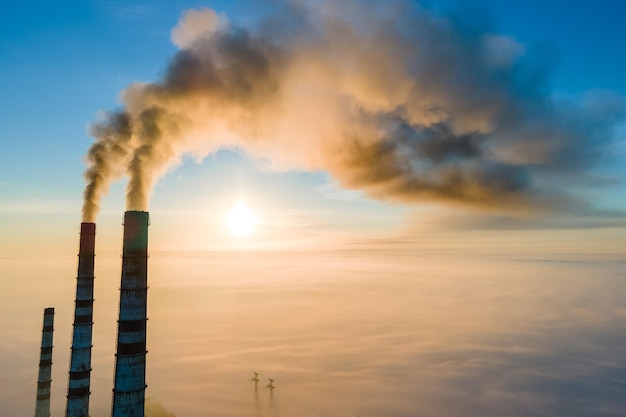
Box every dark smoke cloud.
[83,111,133,221]
[81,0,624,221]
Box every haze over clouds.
[3,252,625,417]
[116,251,626,417]
[82,0,625,221]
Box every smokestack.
[66,222,96,417]
[112,211,149,417]
[35,307,55,417]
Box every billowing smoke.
[81,0,623,221]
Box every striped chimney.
[112,211,149,417]
[35,307,55,417]
[66,222,96,417]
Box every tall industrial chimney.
[35,307,55,417]
[112,211,149,417]
[66,222,96,417]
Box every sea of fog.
[1,249,625,416]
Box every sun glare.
[227,202,257,237]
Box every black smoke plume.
[81,0,623,221]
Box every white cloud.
[171,8,228,49]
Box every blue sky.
[1,0,625,251]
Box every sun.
[226,202,257,237]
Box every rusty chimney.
[112,211,149,417]
[35,307,55,417]
[66,222,96,417]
